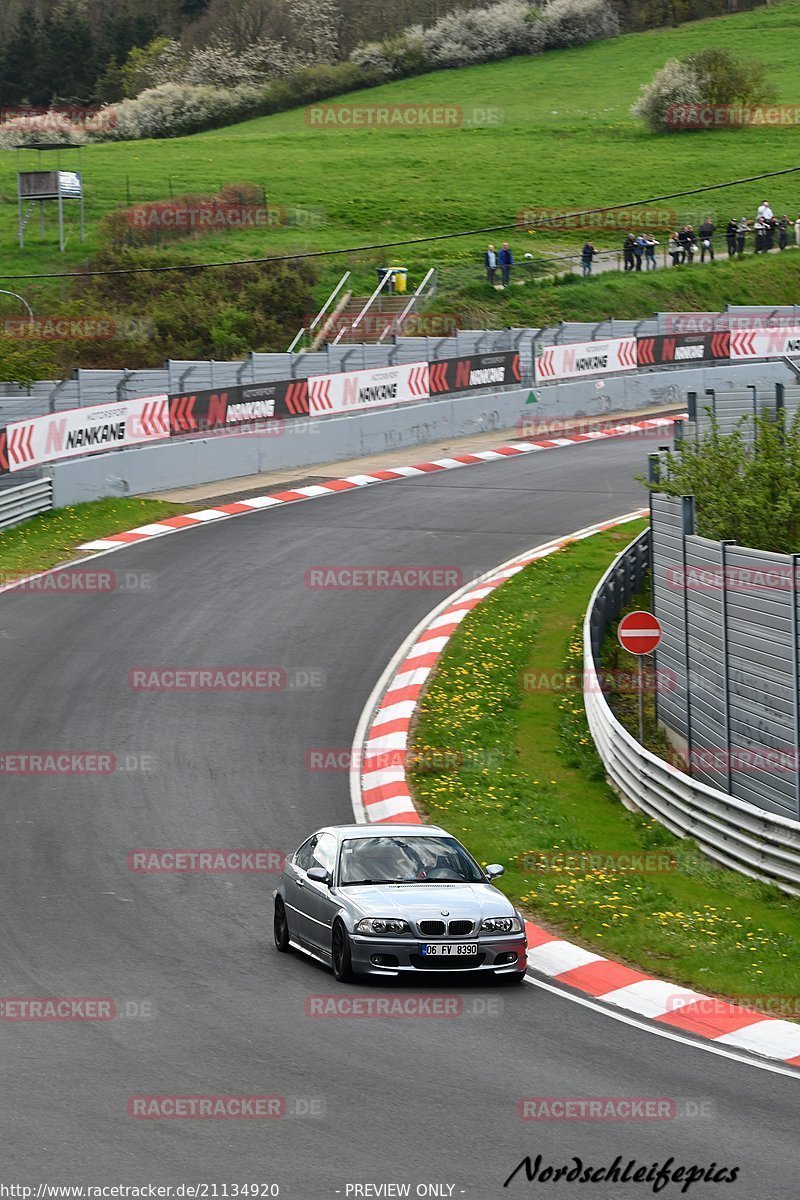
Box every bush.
[536,0,621,50]
[0,115,88,149]
[632,48,776,133]
[649,410,800,552]
[351,27,428,79]
[422,1,543,69]
[105,83,264,140]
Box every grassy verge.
[1,0,799,320]
[436,250,800,331]
[0,497,189,579]
[410,520,800,1004]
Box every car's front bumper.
[349,932,528,976]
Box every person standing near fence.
[581,241,596,276]
[778,215,790,251]
[498,242,514,286]
[644,235,658,270]
[725,218,737,257]
[623,233,635,270]
[484,243,497,284]
[795,215,800,247]
[632,234,645,271]
[736,216,749,256]
[668,231,683,266]
[698,217,715,262]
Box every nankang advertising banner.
[169,380,308,434]
[4,395,169,472]
[535,338,637,382]
[428,352,521,395]
[307,363,429,416]
[637,332,730,366]
[729,328,800,360]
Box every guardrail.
[0,476,52,531]
[583,528,800,897]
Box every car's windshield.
[338,835,484,885]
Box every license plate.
[420,942,479,956]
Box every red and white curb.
[76,417,678,551]
[352,514,800,1071]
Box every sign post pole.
[618,610,663,746]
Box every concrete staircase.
[319,295,410,345]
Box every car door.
[302,833,339,956]
[284,835,317,948]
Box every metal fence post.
[682,495,696,775]
[720,539,735,793]
[792,554,800,820]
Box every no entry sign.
[618,610,662,656]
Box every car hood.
[339,882,515,921]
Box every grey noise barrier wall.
[51,359,792,507]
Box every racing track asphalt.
[0,435,796,1199]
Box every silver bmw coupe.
[274,823,528,983]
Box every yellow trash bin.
[391,266,408,294]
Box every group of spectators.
[579,200,800,275]
[484,242,515,285]
[484,200,800,283]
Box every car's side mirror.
[307,866,331,885]
[485,864,505,880]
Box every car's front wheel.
[331,919,355,983]
[274,897,291,953]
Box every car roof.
[316,824,448,839]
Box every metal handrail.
[332,268,395,344]
[288,271,351,353]
[377,268,436,344]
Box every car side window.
[311,833,336,877]
[294,836,317,872]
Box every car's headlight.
[481,916,522,933]
[355,918,411,936]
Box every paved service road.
[0,437,795,1198]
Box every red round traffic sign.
[618,610,662,655]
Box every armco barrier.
[584,529,800,896]
[0,476,53,530]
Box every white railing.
[583,530,800,896]
[287,271,351,353]
[0,476,52,531]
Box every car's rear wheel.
[274,897,291,953]
[332,920,355,983]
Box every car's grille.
[418,920,446,936]
[410,954,485,970]
[448,920,473,936]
